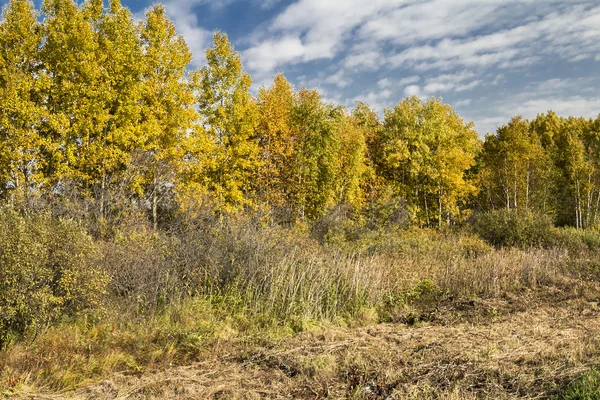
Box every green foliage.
[551,227,600,256]
[289,89,343,220]
[471,209,556,248]
[478,116,553,213]
[471,209,600,255]
[380,97,479,227]
[193,31,261,212]
[0,209,108,347]
[561,369,600,400]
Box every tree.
[193,32,261,213]
[381,97,479,226]
[352,102,384,213]
[139,4,194,229]
[39,0,103,192]
[256,73,296,209]
[335,113,368,211]
[0,0,46,200]
[85,0,146,220]
[583,115,600,227]
[479,116,552,214]
[552,117,593,228]
[288,89,342,220]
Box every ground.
[14,287,600,400]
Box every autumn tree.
[352,102,384,212]
[39,0,104,192]
[479,116,553,214]
[551,117,594,228]
[335,113,368,211]
[0,0,46,200]
[256,73,296,209]
[381,97,479,226]
[85,0,146,220]
[583,115,600,227]
[193,32,260,212]
[288,89,342,220]
[139,4,194,229]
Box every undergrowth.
[1,206,599,395]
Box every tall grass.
[0,207,594,392]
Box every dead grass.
[8,286,600,399]
[2,225,600,399]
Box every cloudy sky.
[17,0,600,135]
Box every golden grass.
[9,290,599,399]
[2,228,600,399]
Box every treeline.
[0,0,599,230]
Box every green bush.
[551,228,600,256]
[0,209,108,347]
[471,209,556,248]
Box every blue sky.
[13,0,600,135]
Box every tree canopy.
[0,0,598,230]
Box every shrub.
[0,209,108,347]
[471,209,556,248]
[551,228,600,256]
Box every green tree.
[352,102,383,212]
[552,117,594,228]
[335,113,368,210]
[584,115,600,227]
[289,89,341,220]
[479,116,553,214]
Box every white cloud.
[352,88,395,111]
[245,0,400,74]
[467,77,600,135]
[324,70,350,88]
[422,71,481,94]
[398,75,421,86]
[377,78,392,89]
[243,35,305,73]
[151,0,600,140]
[157,0,213,67]
[384,3,600,72]
[404,85,421,97]
[343,49,383,71]
[255,0,282,9]
[475,95,600,135]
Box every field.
[16,292,600,399]
[2,211,600,399]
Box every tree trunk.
[595,189,600,226]
[100,174,106,220]
[424,191,430,227]
[513,163,518,209]
[526,165,530,210]
[575,179,581,229]
[152,175,158,230]
[438,184,442,228]
[586,173,592,228]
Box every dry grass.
[2,224,600,399]
[10,288,600,399]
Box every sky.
[10,0,600,135]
